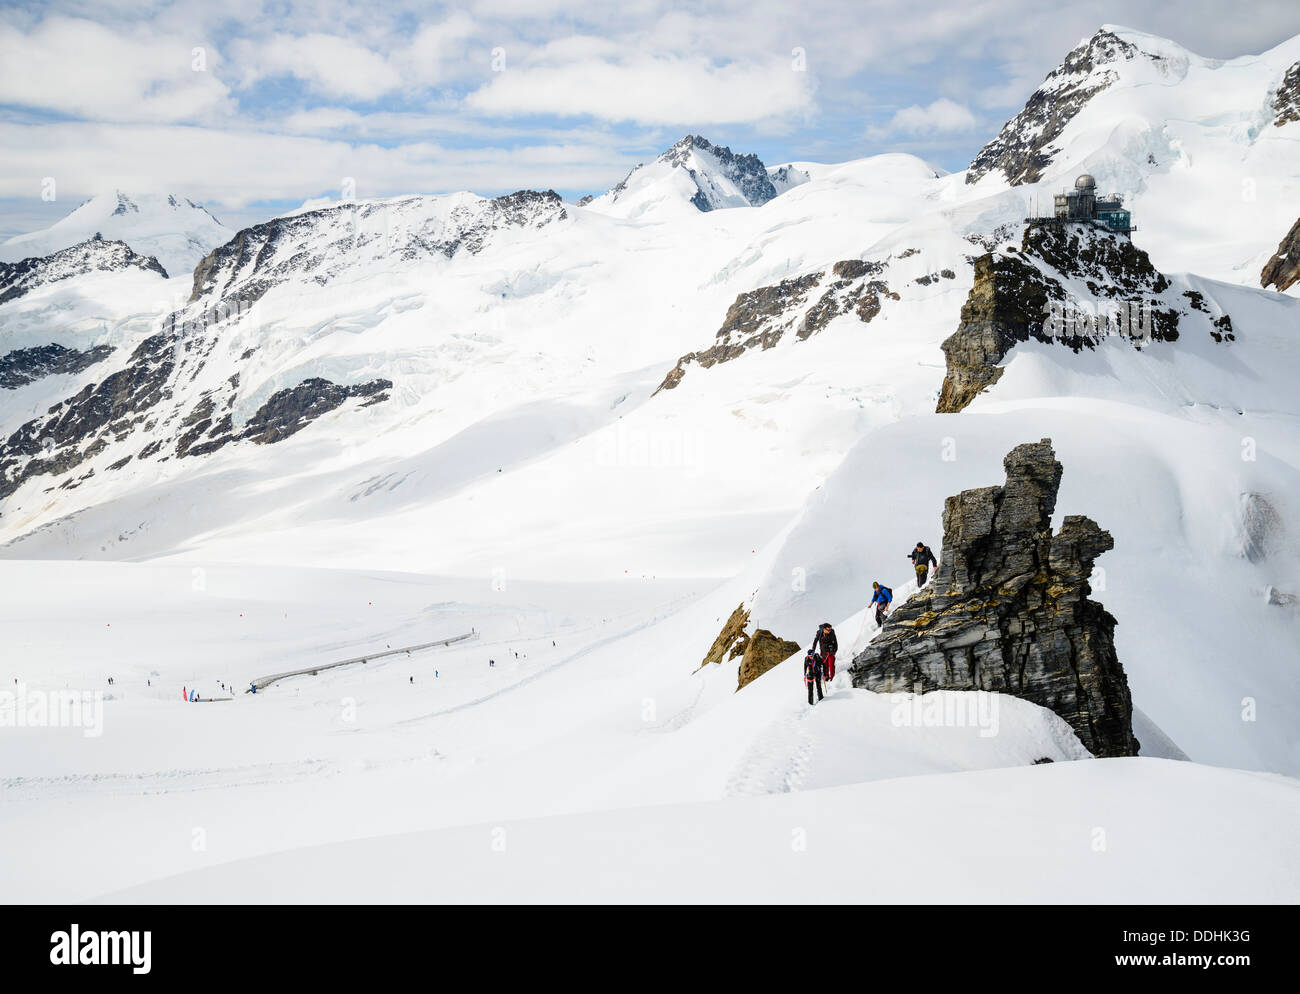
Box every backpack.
[880,586,893,603]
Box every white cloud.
[464,40,815,125]
[231,32,403,102]
[0,120,636,209]
[0,16,232,122]
[875,98,978,137]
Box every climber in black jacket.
[812,622,838,681]
[909,541,938,587]
[803,649,824,705]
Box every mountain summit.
[582,135,783,219]
[0,190,232,279]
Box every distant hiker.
[803,649,824,705]
[871,582,893,626]
[813,622,838,681]
[409,676,414,684]
[909,542,938,587]
[489,659,495,667]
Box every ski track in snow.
[724,702,817,797]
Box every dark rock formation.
[737,629,802,691]
[1260,217,1300,292]
[239,377,391,446]
[0,343,115,390]
[0,333,174,499]
[0,237,166,304]
[968,29,1164,186]
[656,258,900,392]
[850,439,1139,758]
[936,221,1219,413]
[1274,60,1300,127]
[700,603,750,668]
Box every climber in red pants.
[813,622,838,682]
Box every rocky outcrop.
[936,221,1225,413]
[0,343,115,390]
[0,236,166,304]
[968,29,1168,185]
[1274,61,1300,127]
[656,258,900,392]
[850,439,1139,758]
[239,377,392,446]
[1260,217,1300,292]
[700,603,751,668]
[737,629,802,691]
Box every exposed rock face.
[1260,217,1300,292]
[0,307,391,498]
[700,603,750,667]
[936,221,1229,413]
[1274,61,1300,127]
[0,236,166,304]
[0,333,174,499]
[737,629,802,691]
[656,257,900,392]
[850,439,1139,758]
[239,377,392,447]
[0,343,115,390]
[968,29,1167,185]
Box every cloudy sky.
[2,0,1299,236]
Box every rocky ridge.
[850,438,1139,758]
[936,221,1233,412]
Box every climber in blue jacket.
[870,581,893,627]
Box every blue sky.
[2,0,1299,237]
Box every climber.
[812,622,838,681]
[909,541,938,587]
[870,581,893,627]
[803,649,824,705]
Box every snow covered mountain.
[0,190,232,280]
[582,134,782,218]
[0,235,166,304]
[966,25,1300,286]
[3,25,1300,903]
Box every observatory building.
[1051,174,1134,234]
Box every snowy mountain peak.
[0,189,232,280]
[584,135,779,219]
[968,26,1187,186]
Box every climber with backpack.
[909,541,938,587]
[871,581,893,627]
[812,622,838,682]
[803,648,824,705]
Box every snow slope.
[106,759,1300,904]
